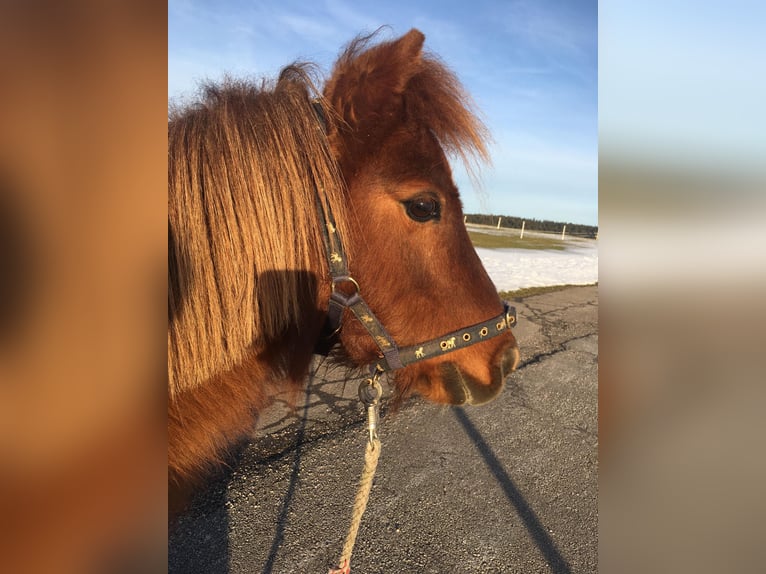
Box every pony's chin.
[438,347,520,406]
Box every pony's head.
[322,29,519,405]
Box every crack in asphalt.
[517,332,597,370]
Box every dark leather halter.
[311,101,516,377]
[314,177,516,379]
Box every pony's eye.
[404,197,440,222]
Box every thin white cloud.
[275,14,338,43]
[492,137,597,174]
[323,0,383,34]
[502,0,595,57]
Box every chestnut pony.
[168,29,519,507]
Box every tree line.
[464,213,598,239]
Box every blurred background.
[0,0,764,572]
[600,1,766,572]
[0,2,167,572]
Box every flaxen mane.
[168,67,349,398]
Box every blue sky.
[169,0,598,226]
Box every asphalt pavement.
[169,284,598,574]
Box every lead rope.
[328,375,383,574]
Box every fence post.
[520,220,525,239]
[496,216,502,229]
[561,225,566,240]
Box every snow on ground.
[477,242,598,292]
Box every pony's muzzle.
[440,345,520,406]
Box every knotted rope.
[328,437,381,574]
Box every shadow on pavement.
[454,407,573,574]
[260,377,314,574]
[168,469,231,574]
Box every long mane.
[168,67,348,397]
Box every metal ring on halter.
[358,376,383,406]
[332,276,361,294]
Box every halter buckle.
[505,304,517,328]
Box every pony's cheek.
[338,321,384,365]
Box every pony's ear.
[325,29,425,137]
